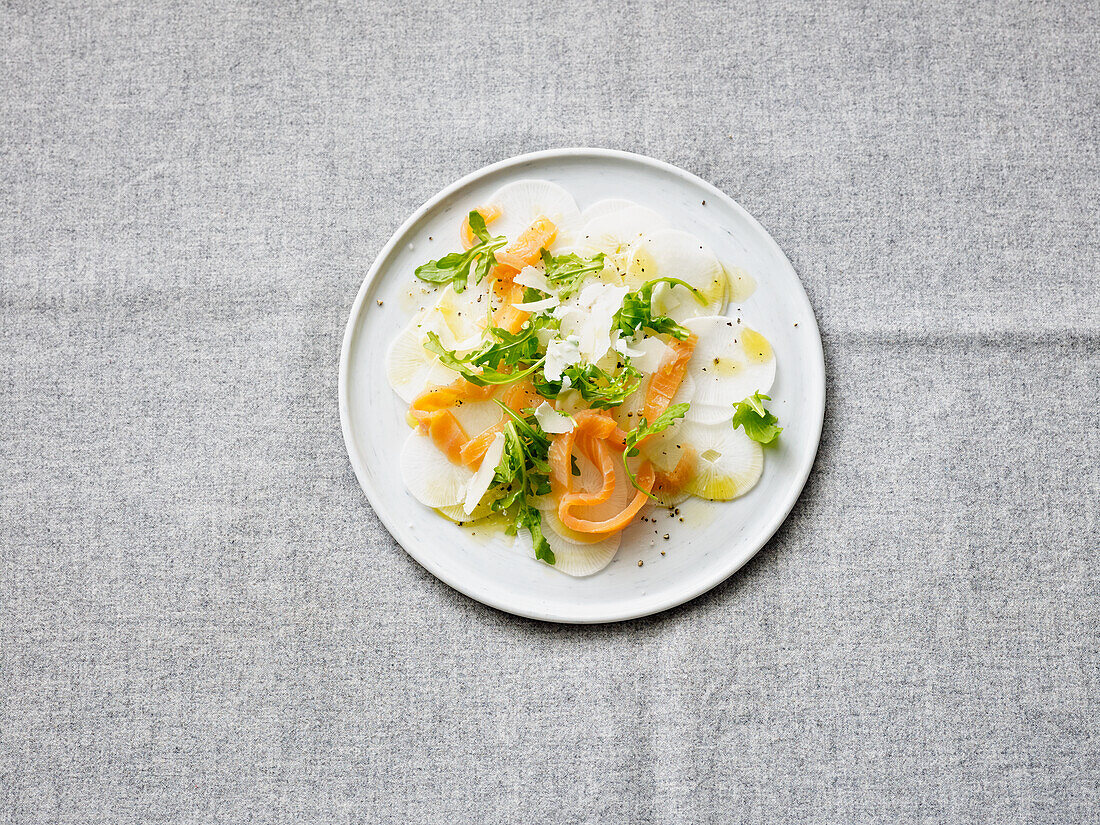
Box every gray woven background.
[3,1,1098,822]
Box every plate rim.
[338,147,825,624]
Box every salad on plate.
[387,180,779,576]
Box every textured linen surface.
[2,1,1098,822]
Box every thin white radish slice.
[683,423,763,501]
[400,430,475,508]
[485,180,581,251]
[651,485,692,508]
[537,510,622,577]
[434,283,489,345]
[672,316,776,425]
[385,308,456,403]
[646,420,763,502]
[626,229,726,316]
[573,205,669,265]
[436,501,494,523]
[580,198,638,222]
[386,283,490,402]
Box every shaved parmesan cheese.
[534,402,575,434]
[553,303,581,322]
[514,266,552,294]
[463,432,505,515]
[573,283,628,363]
[512,295,559,312]
[611,333,644,359]
[544,335,582,382]
[630,336,671,374]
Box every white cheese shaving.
[630,336,672,374]
[513,266,553,294]
[612,333,644,359]
[574,283,628,363]
[463,431,505,515]
[553,303,579,321]
[534,402,575,434]
[544,335,582,382]
[511,295,560,312]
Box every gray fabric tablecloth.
[3,1,1098,822]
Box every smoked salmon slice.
[425,409,469,464]
[549,409,653,535]
[641,333,697,426]
[410,377,494,422]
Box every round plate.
[339,148,824,623]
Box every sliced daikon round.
[580,198,638,223]
[641,416,691,475]
[677,422,765,501]
[486,180,581,251]
[434,283,489,347]
[538,509,622,577]
[385,309,457,402]
[651,484,692,508]
[643,418,760,501]
[673,316,776,425]
[436,501,494,523]
[399,430,474,508]
[573,205,670,268]
[724,264,757,304]
[626,229,726,316]
[611,375,647,431]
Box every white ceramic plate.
[339,149,824,623]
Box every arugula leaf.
[488,418,554,564]
[732,391,782,444]
[425,332,545,386]
[425,316,551,386]
[533,362,642,409]
[613,277,706,340]
[540,249,606,299]
[622,403,690,496]
[495,401,551,472]
[568,363,642,408]
[467,209,491,242]
[518,503,554,564]
[415,210,507,293]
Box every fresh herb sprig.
[534,362,642,409]
[489,403,554,564]
[613,277,706,341]
[414,211,507,293]
[425,318,549,386]
[541,249,607,299]
[732,392,782,444]
[622,402,690,496]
